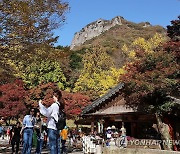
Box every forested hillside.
[56,17,167,98]
[0,0,179,122]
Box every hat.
[107,126,111,130]
[111,125,116,129]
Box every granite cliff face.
[70,16,123,50]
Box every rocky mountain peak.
[70,16,124,50]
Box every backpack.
[54,103,66,130]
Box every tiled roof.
[167,96,180,105]
[82,83,124,115]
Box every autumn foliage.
[0,80,27,118]
[167,15,180,41]
[120,49,179,111]
[25,82,91,119]
[25,82,58,108]
[74,45,125,100]
[120,17,180,115]
[0,8,179,125]
[63,92,91,118]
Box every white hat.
[107,126,111,130]
[111,125,116,129]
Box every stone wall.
[102,147,180,154]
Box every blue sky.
[54,0,180,47]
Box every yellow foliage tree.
[74,46,125,100]
[122,33,167,60]
[0,0,69,82]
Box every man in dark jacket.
[11,122,21,154]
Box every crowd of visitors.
[0,89,68,154]
[0,89,129,154]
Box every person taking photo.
[38,90,64,154]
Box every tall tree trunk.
[155,113,173,150]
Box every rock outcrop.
[70,16,123,50]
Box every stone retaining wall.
[102,147,180,154]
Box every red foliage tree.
[0,80,27,119]
[62,91,91,119]
[165,16,180,62]
[120,49,179,113]
[120,16,180,113]
[119,18,180,150]
[26,82,91,118]
[167,15,180,41]
[25,82,58,108]
[119,40,180,151]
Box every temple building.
[80,83,159,139]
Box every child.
[60,126,68,154]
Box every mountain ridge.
[70,16,163,50]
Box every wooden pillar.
[122,121,125,127]
[136,123,140,138]
[98,122,100,133]
[91,121,94,133]
[131,122,136,138]
[100,120,104,134]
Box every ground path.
[0,138,83,154]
